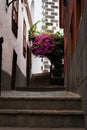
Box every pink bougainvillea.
[29,21,64,62]
[31,33,62,58]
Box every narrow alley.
[0,0,87,130]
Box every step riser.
[31,78,50,80]
[30,79,50,82]
[31,75,50,79]
[0,99,82,110]
[30,82,50,86]
[0,114,84,128]
[31,78,50,82]
[16,87,65,91]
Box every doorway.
[26,45,31,86]
[11,50,17,90]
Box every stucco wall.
[68,3,87,97]
[64,3,87,128]
[67,3,87,127]
[0,0,30,90]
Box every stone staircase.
[0,90,85,128]
[16,73,65,91]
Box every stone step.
[16,85,65,91]
[32,73,50,78]
[31,77,50,81]
[30,78,50,82]
[0,109,84,128]
[30,80,50,86]
[0,127,85,130]
[31,75,50,83]
[0,95,82,110]
[30,77,64,86]
[30,73,64,87]
[50,77,64,85]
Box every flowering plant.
[29,21,64,63]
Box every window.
[41,66,43,71]
[23,19,27,58]
[12,0,19,38]
[21,0,23,3]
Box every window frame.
[12,0,19,38]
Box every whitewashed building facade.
[42,0,59,33]
[29,0,44,74]
[0,0,32,90]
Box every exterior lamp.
[6,0,17,7]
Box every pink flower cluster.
[31,33,59,57]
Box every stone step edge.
[0,96,82,100]
[0,127,85,130]
[16,87,65,91]
[0,109,84,115]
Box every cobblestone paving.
[1,90,81,98]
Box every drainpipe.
[0,37,4,96]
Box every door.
[26,45,31,86]
[11,50,17,90]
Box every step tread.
[16,87,65,91]
[0,95,81,100]
[0,109,84,115]
[0,127,85,130]
[1,91,81,98]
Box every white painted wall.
[17,0,30,76]
[29,0,43,74]
[0,0,30,77]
